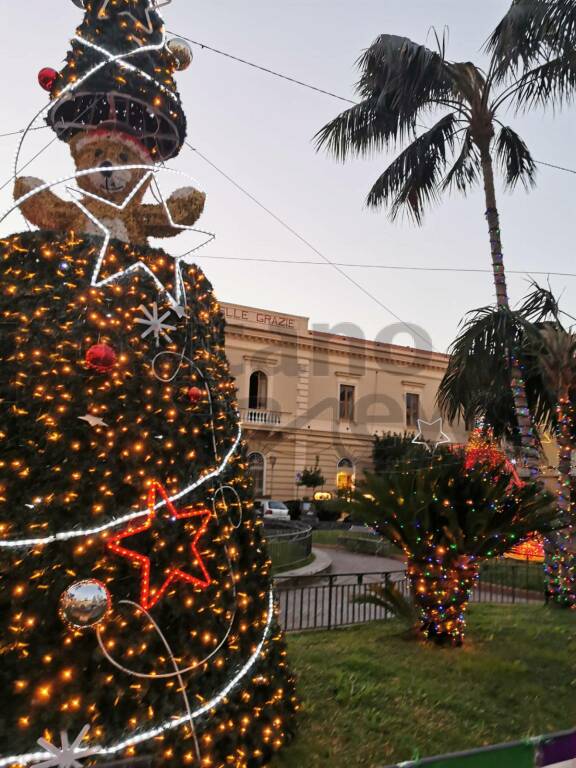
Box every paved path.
[323,547,404,580]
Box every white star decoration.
[412,418,451,452]
[65,171,214,309]
[79,414,108,428]
[8,166,215,310]
[34,725,99,768]
[135,302,177,345]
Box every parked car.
[254,500,291,520]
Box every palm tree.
[532,324,576,604]
[437,285,576,604]
[352,451,554,646]
[315,31,573,474]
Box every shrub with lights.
[354,451,554,646]
[0,1,296,767]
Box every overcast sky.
[1,0,575,352]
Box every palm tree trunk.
[546,393,575,606]
[408,553,479,647]
[480,148,541,478]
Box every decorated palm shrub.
[354,451,554,646]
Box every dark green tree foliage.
[48,0,186,159]
[0,231,297,766]
[298,457,325,493]
[373,432,430,474]
[352,451,554,645]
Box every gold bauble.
[167,38,193,71]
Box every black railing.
[275,560,545,632]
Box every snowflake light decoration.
[135,302,177,345]
[34,726,98,768]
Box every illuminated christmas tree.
[0,2,296,766]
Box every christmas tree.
[0,2,297,766]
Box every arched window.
[336,458,355,494]
[249,371,268,410]
[248,452,266,497]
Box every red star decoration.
[107,482,211,609]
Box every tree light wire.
[0,589,275,767]
[105,600,203,764]
[0,427,242,549]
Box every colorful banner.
[538,731,576,767]
[384,730,576,768]
[422,744,534,768]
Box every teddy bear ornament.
[16,0,203,247]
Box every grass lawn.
[272,605,576,768]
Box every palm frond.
[518,281,562,322]
[314,97,402,161]
[487,0,550,75]
[437,303,557,436]
[315,35,458,160]
[512,51,576,109]
[544,0,576,51]
[441,129,480,193]
[495,126,537,190]
[356,34,455,106]
[366,113,457,222]
[353,582,420,636]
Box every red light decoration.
[85,343,117,372]
[38,67,58,92]
[465,427,523,488]
[506,534,545,563]
[106,482,212,609]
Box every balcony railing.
[241,408,282,427]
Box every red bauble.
[86,344,117,372]
[188,386,203,404]
[38,67,58,92]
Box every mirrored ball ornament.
[167,38,193,71]
[59,580,111,630]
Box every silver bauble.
[59,579,111,630]
[167,38,193,71]
[70,0,86,7]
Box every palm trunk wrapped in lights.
[408,551,479,647]
[480,148,541,479]
[545,395,575,605]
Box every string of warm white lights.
[0,426,242,549]
[0,590,275,767]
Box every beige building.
[222,301,467,500]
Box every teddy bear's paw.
[166,187,206,227]
[14,176,45,199]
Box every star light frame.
[106,482,212,610]
[412,418,451,453]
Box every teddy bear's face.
[70,132,153,203]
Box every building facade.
[222,301,467,501]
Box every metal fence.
[263,520,313,573]
[275,561,545,632]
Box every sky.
[1,0,576,353]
